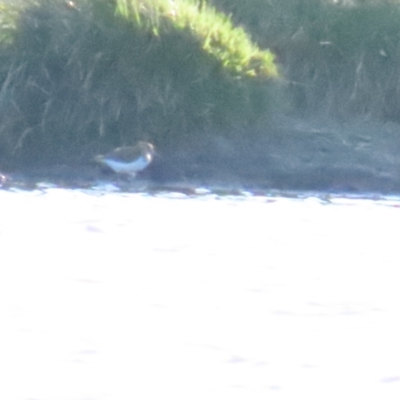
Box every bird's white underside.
[102,156,150,174]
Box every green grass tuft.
[0,2,21,45]
[114,0,278,78]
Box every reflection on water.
[0,187,400,400]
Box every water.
[1,187,400,400]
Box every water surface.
[1,188,399,400]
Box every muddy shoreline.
[2,118,400,194]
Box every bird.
[94,141,155,176]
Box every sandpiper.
[94,141,155,176]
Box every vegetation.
[211,0,400,122]
[114,0,277,78]
[0,0,278,166]
[1,0,400,169]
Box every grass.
[3,0,399,169]
[0,2,19,45]
[114,0,278,78]
[212,0,400,123]
[0,0,279,167]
